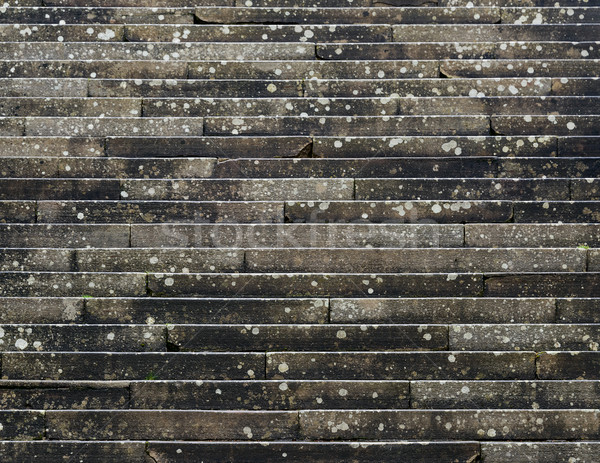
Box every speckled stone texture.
[0,0,598,461]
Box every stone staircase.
[0,0,599,461]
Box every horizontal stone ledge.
[203,116,490,136]
[497,157,600,178]
[0,7,195,24]
[266,351,536,380]
[0,42,317,61]
[194,6,500,24]
[0,324,165,352]
[0,224,130,248]
[441,59,600,78]
[538,351,600,379]
[124,24,393,43]
[120,178,354,201]
[105,136,311,158]
[130,379,410,409]
[0,78,87,97]
[0,411,45,440]
[285,200,513,223]
[514,201,600,223]
[0,272,147,297]
[330,297,556,323]
[305,77,552,97]
[572,178,600,200]
[168,324,449,351]
[0,137,104,157]
[492,115,600,136]
[481,442,600,463]
[0,297,84,323]
[466,223,600,247]
[412,380,600,409]
[355,178,570,201]
[85,297,329,324]
[0,24,125,42]
[299,409,600,440]
[245,248,587,273]
[2,352,265,380]
[36,200,285,224]
[557,298,600,323]
[23,117,204,137]
[485,273,600,297]
[0,97,142,117]
[0,179,121,200]
[0,441,147,462]
[0,59,189,79]
[147,272,484,297]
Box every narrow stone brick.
[0,224,130,248]
[0,249,73,272]
[2,352,264,380]
[266,351,535,380]
[0,117,23,136]
[466,224,600,247]
[299,409,600,440]
[130,380,409,409]
[0,97,141,117]
[552,77,600,96]
[492,115,600,136]
[537,352,600,379]
[0,137,104,157]
[0,411,45,440]
[441,59,600,77]
[572,178,600,200]
[0,298,83,323]
[46,410,298,440]
[0,78,87,97]
[0,24,125,41]
[485,273,600,297]
[514,201,600,223]
[0,179,120,200]
[168,324,448,351]
[85,297,329,324]
[148,273,483,297]
[0,7,194,24]
[330,298,556,324]
[557,298,600,323]
[0,441,147,463]
[482,442,600,463]
[0,201,36,223]
[498,157,600,178]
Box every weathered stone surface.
[0,79,87,97]
[2,352,264,380]
[572,178,600,200]
[0,380,129,409]
[485,273,600,297]
[0,224,130,248]
[130,224,464,248]
[0,298,83,323]
[146,441,481,463]
[37,201,284,224]
[90,79,303,97]
[482,442,600,463]
[306,78,551,97]
[299,409,600,440]
[130,380,409,409]
[105,136,311,158]
[0,272,146,297]
[169,324,448,351]
[148,273,483,297]
[0,97,141,117]
[317,42,496,60]
[0,325,165,352]
[126,24,392,43]
[411,380,600,409]
[0,179,120,200]
[498,157,600,178]
[188,59,438,79]
[0,249,72,272]
[57,157,215,179]
[212,158,497,178]
[0,117,23,136]
[46,410,298,440]
[121,179,354,201]
[466,224,600,247]
[514,201,600,223]
[451,324,600,351]
[0,137,104,157]
[25,117,203,137]
[0,441,147,462]
[356,179,569,200]
[313,136,557,157]
[0,60,188,79]
[143,97,397,117]
[246,248,585,273]
[537,352,600,379]
[502,7,600,23]
[0,24,125,41]
[553,78,600,96]
[86,297,329,324]
[0,157,58,178]
[493,115,600,136]
[285,200,513,223]
[0,7,195,24]
[204,116,489,136]
[330,297,556,323]
[0,201,36,223]
[77,248,243,273]
[0,411,45,440]
[557,298,600,323]
[441,59,600,77]
[266,352,535,380]
[195,6,499,24]
[0,42,315,60]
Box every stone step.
[485,273,600,297]
[35,200,284,223]
[0,324,165,352]
[316,42,599,60]
[0,7,195,24]
[492,115,600,136]
[465,224,600,247]
[0,42,316,61]
[538,352,600,379]
[442,59,600,77]
[482,442,600,463]
[0,98,141,117]
[0,24,126,41]
[0,179,121,200]
[514,201,600,223]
